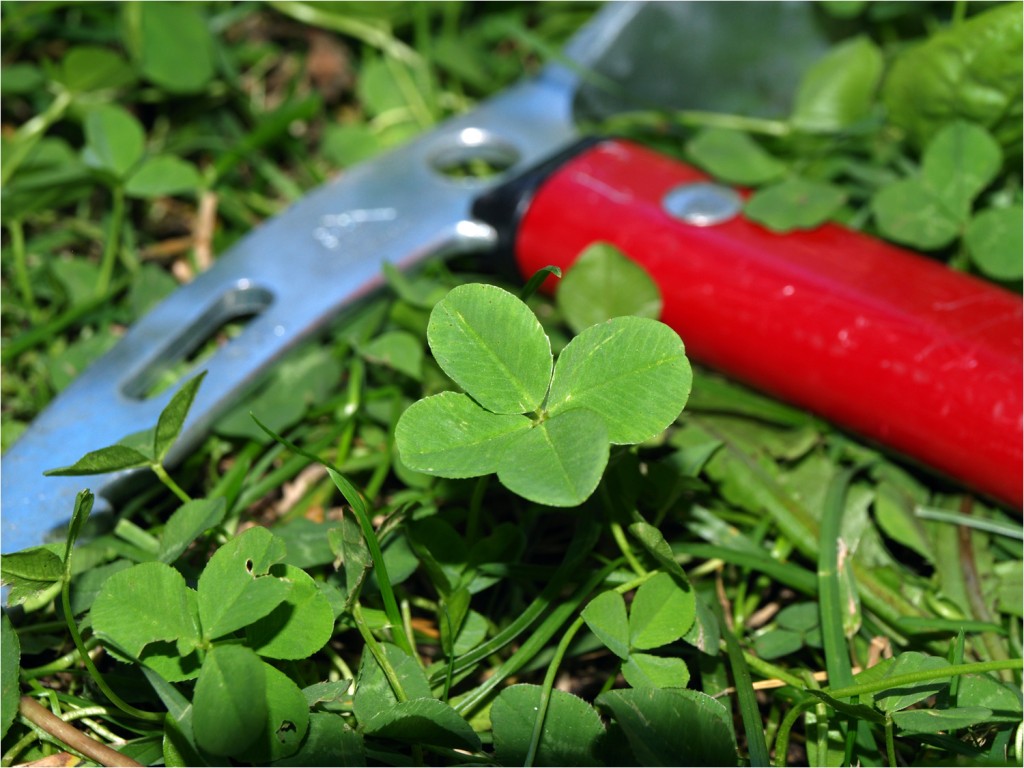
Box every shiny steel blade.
[2,2,835,552]
[1,3,641,552]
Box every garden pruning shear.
[3,1,1021,554]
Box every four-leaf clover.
[395,284,692,506]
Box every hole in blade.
[429,127,520,181]
[121,284,273,401]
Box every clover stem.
[95,184,126,298]
[151,463,192,504]
[352,601,408,703]
[610,521,647,577]
[7,219,41,324]
[60,566,164,723]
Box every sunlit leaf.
[547,316,690,445]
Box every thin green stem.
[95,185,126,298]
[267,1,421,65]
[915,506,1023,540]
[6,220,41,323]
[1,88,72,186]
[742,651,806,690]
[525,616,586,767]
[951,0,968,25]
[465,476,488,545]
[60,576,163,722]
[715,604,770,766]
[610,521,647,577]
[328,467,415,658]
[20,641,95,678]
[826,659,1023,699]
[525,571,654,766]
[352,602,408,703]
[453,558,621,717]
[819,462,869,692]
[427,520,601,687]
[773,699,815,767]
[884,716,897,768]
[604,108,791,138]
[151,463,192,504]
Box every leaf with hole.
[427,283,552,414]
[547,316,691,444]
[245,564,335,659]
[556,243,662,334]
[274,714,364,767]
[192,645,266,757]
[629,571,696,650]
[197,526,291,641]
[491,684,606,767]
[237,661,310,763]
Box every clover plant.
[395,275,692,506]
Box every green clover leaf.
[427,283,552,414]
[547,316,691,445]
[396,275,691,507]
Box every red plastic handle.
[514,139,1023,508]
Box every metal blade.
[1,88,579,553]
[1,3,648,552]
[2,2,835,552]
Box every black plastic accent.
[471,135,606,278]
